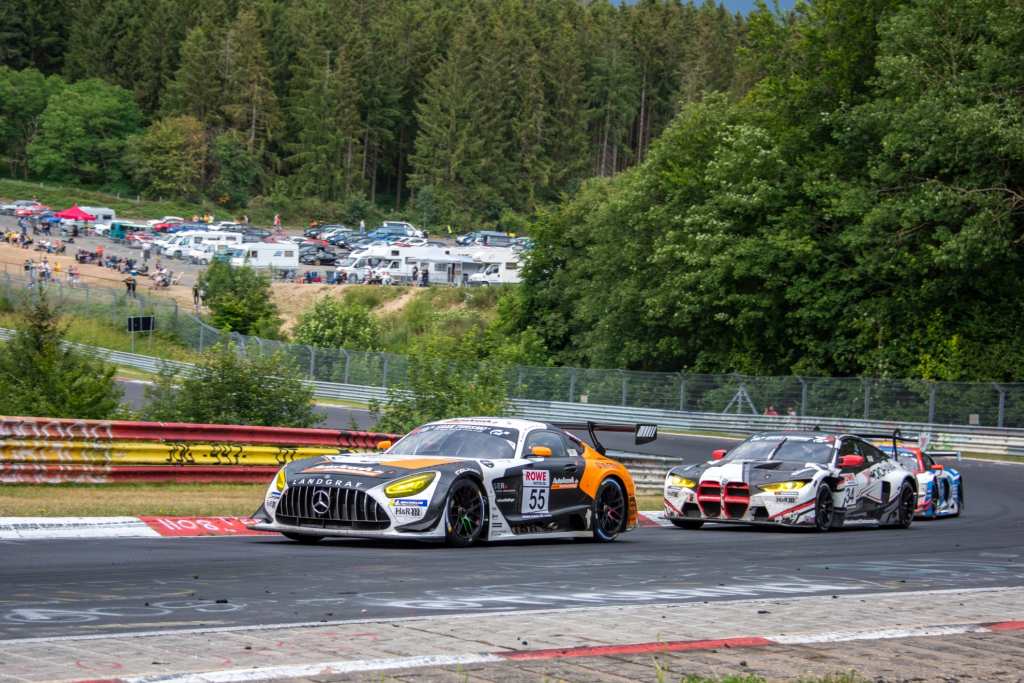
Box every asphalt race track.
[2,430,1023,642]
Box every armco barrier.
[0,416,399,449]
[0,415,401,486]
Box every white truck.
[227,242,299,269]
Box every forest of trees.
[3,0,1022,384]
[0,0,746,226]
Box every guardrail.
[0,415,400,484]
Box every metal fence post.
[928,384,937,424]
[863,379,871,420]
[621,371,628,406]
[382,354,389,387]
[199,324,205,352]
[568,368,577,403]
[798,377,808,416]
[517,367,524,398]
[308,345,316,380]
[679,374,687,412]
[995,383,1006,428]
[343,350,351,384]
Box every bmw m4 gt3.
[249,417,655,546]
[663,431,918,531]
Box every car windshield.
[388,424,519,460]
[724,436,834,464]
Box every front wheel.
[282,531,323,544]
[670,518,704,530]
[814,485,834,532]
[445,478,487,547]
[592,478,627,542]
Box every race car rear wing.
[855,429,915,456]
[553,421,658,456]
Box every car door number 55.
[522,470,550,514]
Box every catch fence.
[2,274,1023,429]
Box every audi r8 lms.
[663,431,918,531]
[248,417,654,546]
[876,443,963,518]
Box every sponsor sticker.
[297,477,365,489]
[389,498,428,519]
[302,463,383,477]
[522,469,550,514]
[551,476,577,491]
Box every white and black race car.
[249,417,654,546]
[663,431,918,531]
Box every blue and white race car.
[876,444,963,518]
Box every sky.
[720,0,796,12]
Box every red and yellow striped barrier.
[0,415,402,484]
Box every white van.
[468,260,522,285]
[227,242,299,269]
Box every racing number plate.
[522,469,550,514]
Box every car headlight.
[760,480,809,492]
[668,474,697,489]
[384,472,436,498]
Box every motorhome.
[227,242,299,269]
[78,206,116,224]
[162,231,244,259]
[337,244,480,284]
[467,260,522,285]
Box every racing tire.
[670,518,704,530]
[814,485,834,532]
[444,477,487,547]
[282,532,323,544]
[592,478,627,542]
[954,480,964,516]
[888,481,916,529]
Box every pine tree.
[0,293,121,419]
[163,25,225,127]
[287,42,362,200]
[221,8,280,156]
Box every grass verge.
[0,483,265,517]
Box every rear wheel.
[670,518,704,530]
[814,485,834,532]
[954,480,964,516]
[592,478,627,542]
[445,478,487,547]
[889,481,916,529]
[282,531,323,544]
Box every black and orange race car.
[248,417,654,546]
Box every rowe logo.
[523,470,549,486]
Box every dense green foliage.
[197,260,281,337]
[371,329,510,433]
[0,0,745,223]
[0,292,121,419]
[141,343,321,427]
[510,0,1024,381]
[293,297,382,352]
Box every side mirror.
[711,449,726,461]
[930,464,944,471]
[529,445,553,458]
[838,454,865,469]
[376,440,392,451]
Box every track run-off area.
[2,430,1024,681]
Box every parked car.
[14,202,49,217]
[299,247,339,266]
[2,200,43,216]
[147,216,184,227]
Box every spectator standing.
[420,267,429,287]
[142,242,151,262]
[763,404,779,416]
